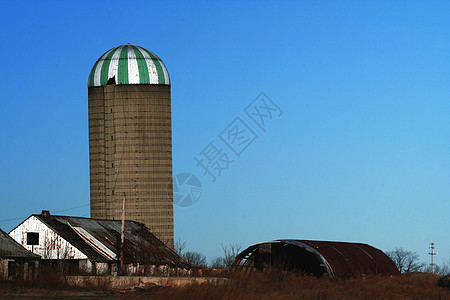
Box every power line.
[0,216,29,223]
[0,203,90,223]
[53,204,90,213]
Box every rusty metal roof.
[233,239,400,278]
[32,214,187,268]
[0,228,40,259]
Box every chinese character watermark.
[245,92,283,131]
[172,92,282,207]
[219,117,258,157]
[194,141,235,182]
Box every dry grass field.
[142,272,450,300]
[1,272,449,299]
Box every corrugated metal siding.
[50,215,182,266]
[88,44,170,87]
[292,240,400,277]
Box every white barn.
[9,211,187,275]
[9,215,88,260]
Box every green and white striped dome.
[88,44,170,87]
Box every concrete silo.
[88,44,173,248]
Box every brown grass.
[1,271,449,299]
[134,272,450,300]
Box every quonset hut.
[232,240,400,279]
[88,44,173,248]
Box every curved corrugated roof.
[88,44,170,87]
[233,239,400,278]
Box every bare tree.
[182,251,207,267]
[174,238,187,256]
[423,259,450,275]
[439,260,450,276]
[210,256,227,268]
[222,243,242,270]
[386,247,425,274]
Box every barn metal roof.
[88,44,170,87]
[24,213,186,268]
[0,228,40,259]
[233,239,400,278]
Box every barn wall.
[0,259,38,280]
[0,259,6,280]
[9,216,87,260]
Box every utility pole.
[120,194,125,275]
[428,242,437,273]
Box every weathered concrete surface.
[66,275,228,289]
[89,84,174,248]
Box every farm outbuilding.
[232,240,400,279]
[9,211,187,275]
[0,228,40,280]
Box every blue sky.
[0,1,448,265]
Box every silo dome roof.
[88,44,170,87]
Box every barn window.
[27,232,39,245]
